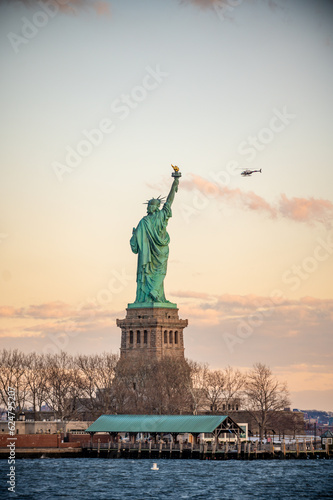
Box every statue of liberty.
[129,166,181,308]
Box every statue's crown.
[144,195,165,206]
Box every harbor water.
[1,458,332,499]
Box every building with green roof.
[85,414,243,440]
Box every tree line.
[0,349,301,440]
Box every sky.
[0,0,333,411]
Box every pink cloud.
[279,194,333,227]
[1,298,332,404]
[171,290,333,325]
[181,0,283,12]
[0,300,119,322]
[0,301,75,319]
[9,0,111,16]
[2,295,332,339]
[0,300,125,342]
[181,0,217,7]
[182,174,333,227]
[183,174,277,217]
[26,302,74,319]
[0,306,16,317]
[171,290,213,300]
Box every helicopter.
[241,168,262,177]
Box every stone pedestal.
[116,307,188,359]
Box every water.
[1,458,332,500]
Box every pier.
[1,439,330,460]
[80,438,331,460]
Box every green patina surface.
[127,301,177,309]
[129,172,180,309]
[85,414,228,434]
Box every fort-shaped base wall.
[116,307,188,359]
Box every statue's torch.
[171,164,182,178]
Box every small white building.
[321,430,333,448]
[200,423,248,443]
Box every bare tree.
[0,349,29,416]
[114,353,193,415]
[243,363,290,442]
[186,359,208,414]
[25,352,47,418]
[272,410,305,439]
[201,369,226,413]
[113,353,153,414]
[43,352,83,421]
[148,357,193,415]
[186,363,245,415]
[221,366,245,411]
[75,352,119,418]
[0,350,290,432]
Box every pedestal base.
[116,307,188,359]
[127,301,177,309]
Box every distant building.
[321,430,333,449]
[228,409,305,438]
[0,420,93,435]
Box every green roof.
[86,414,228,434]
[321,430,333,438]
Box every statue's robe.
[130,202,172,303]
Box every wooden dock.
[81,440,331,460]
[1,439,331,460]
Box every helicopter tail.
[259,169,262,173]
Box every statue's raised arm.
[166,175,180,207]
[129,165,182,307]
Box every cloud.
[171,290,333,327]
[180,293,333,400]
[171,290,214,300]
[182,174,278,217]
[0,328,41,338]
[181,0,284,13]
[0,306,17,317]
[2,294,332,343]
[0,300,122,341]
[279,194,333,226]
[182,174,333,227]
[0,301,74,319]
[1,296,332,406]
[181,0,217,7]
[5,0,111,16]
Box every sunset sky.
[1,0,332,411]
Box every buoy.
[151,463,159,470]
